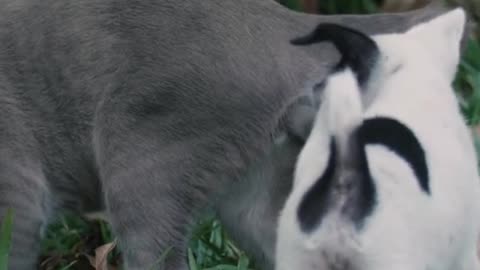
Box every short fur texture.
[276,8,480,270]
[0,0,462,269]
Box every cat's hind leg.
[0,154,51,270]
[96,125,244,270]
[0,98,52,269]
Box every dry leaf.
[87,241,117,270]
[84,211,109,222]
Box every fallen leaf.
[88,240,117,270]
[84,211,109,222]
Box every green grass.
[1,1,480,270]
[187,218,254,270]
[36,215,252,270]
[0,209,13,270]
[456,38,480,125]
[278,0,303,11]
[279,0,379,13]
[455,38,480,164]
[38,213,120,270]
[318,0,379,14]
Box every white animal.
[276,8,480,270]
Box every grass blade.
[188,248,199,270]
[0,209,14,270]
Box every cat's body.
[276,9,480,270]
[0,1,460,269]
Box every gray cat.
[0,0,460,269]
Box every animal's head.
[275,8,477,270]
[373,8,465,83]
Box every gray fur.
[0,0,457,269]
[216,134,301,270]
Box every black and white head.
[276,8,480,270]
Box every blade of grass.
[148,246,173,270]
[188,248,199,270]
[59,260,77,270]
[237,253,250,270]
[0,209,13,270]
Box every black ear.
[291,23,379,87]
[357,117,430,194]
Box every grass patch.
[456,38,480,125]
[0,209,13,270]
[317,0,379,14]
[188,218,254,270]
[38,213,121,270]
[279,0,379,13]
[37,216,251,270]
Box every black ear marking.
[291,23,379,87]
[297,137,337,232]
[357,117,430,194]
[295,117,429,234]
[296,132,377,233]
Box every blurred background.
[279,0,475,16]
[279,0,479,36]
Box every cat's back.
[0,0,318,210]
[0,0,312,132]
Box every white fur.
[276,67,366,270]
[276,8,480,270]
[293,69,363,191]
